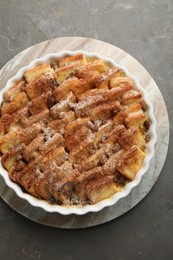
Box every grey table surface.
[0,1,172,260]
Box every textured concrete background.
[0,0,172,259]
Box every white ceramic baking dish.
[0,50,157,215]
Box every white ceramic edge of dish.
[0,50,157,215]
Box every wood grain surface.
[0,37,169,228]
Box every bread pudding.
[0,53,151,206]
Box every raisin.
[47,95,56,109]
[143,120,150,130]
[115,170,128,186]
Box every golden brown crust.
[25,72,56,100]
[0,54,150,206]
[86,175,122,204]
[1,92,29,116]
[24,64,54,83]
[116,145,146,180]
[3,80,26,102]
[59,53,87,67]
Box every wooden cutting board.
[0,37,169,228]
